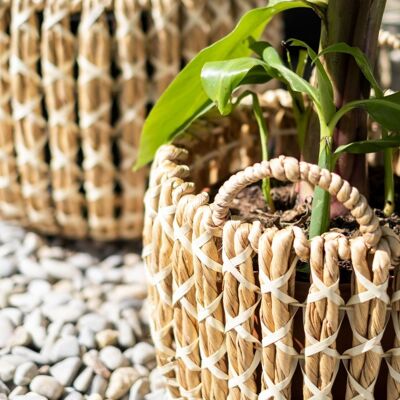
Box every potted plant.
[138,0,400,398]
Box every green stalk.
[309,122,332,238]
[383,129,395,215]
[252,94,275,212]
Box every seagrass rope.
[222,221,262,400]
[379,29,400,49]
[172,193,208,399]
[114,0,147,239]
[147,0,180,102]
[10,0,56,232]
[78,0,116,240]
[41,0,85,237]
[193,205,229,399]
[0,4,24,221]
[181,0,210,63]
[212,156,382,248]
[146,145,400,399]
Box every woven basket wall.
[0,0,283,240]
[144,138,400,398]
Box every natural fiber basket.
[0,0,282,240]
[144,139,400,398]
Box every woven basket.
[0,0,282,240]
[144,139,400,398]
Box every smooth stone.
[0,316,14,347]
[144,390,167,400]
[63,392,84,400]
[99,346,125,371]
[42,300,86,323]
[67,253,96,270]
[106,367,139,399]
[96,329,118,348]
[100,255,123,269]
[0,307,23,326]
[121,310,143,338]
[9,385,28,398]
[90,375,108,396]
[83,350,110,379]
[78,326,96,349]
[61,323,76,337]
[37,246,65,260]
[149,369,165,392]
[27,280,51,297]
[9,293,41,312]
[43,292,71,306]
[13,394,47,400]
[73,367,93,392]
[86,395,102,400]
[0,359,16,381]
[30,375,63,400]
[131,343,156,366]
[86,268,105,284]
[41,259,80,280]
[78,313,109,333]
[9,326,32,347]
[14,361,38,386]
[21,233,41,256]
[108,285,147,302]
[0,380,9,395]
[116,320,136,348]
[129,377,150,400]
[0,241,18,258]
[0,257,17,277]
[12,347,48,365]
[18,258,47,279]
[49,357,81,386]
[123,253,141,266]
[50,336,80,362]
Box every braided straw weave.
[0,0,282,239]
[144,141,400,399]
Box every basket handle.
[211,156,382,248]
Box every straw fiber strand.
[193,205,229,399]
[78,0,115,239]
[114,0,147,239]
[145,145,400,399]
[42,0,85,237]
[0,4,24,222]
[11,0,56,233]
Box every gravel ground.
[0,223,166,400]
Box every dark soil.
[228,166,400,237]
[218,166,400,279]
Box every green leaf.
[135,1,313,168]
[201,58,270,115]
[288,39,335,121]
[319,43,383,97]
[342,92,400,132]
[262,46,322,110]
[334,136,400,157]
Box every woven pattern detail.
[144,143,400,399]
[0,0,282,239]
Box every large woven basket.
[144,139,400,398]
[0,0,282,240]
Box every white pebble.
[50,357,81,386]
[99,346,125,371]
[30,375,64,400]
[14,361,38,386]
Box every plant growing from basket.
[136,0,400,239]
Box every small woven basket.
[144,136,400,398]
[0,0,283,240]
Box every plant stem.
[383,128,395,215]
[320,0,386,211]
[309,122,332,238]
[252,93,275,212]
